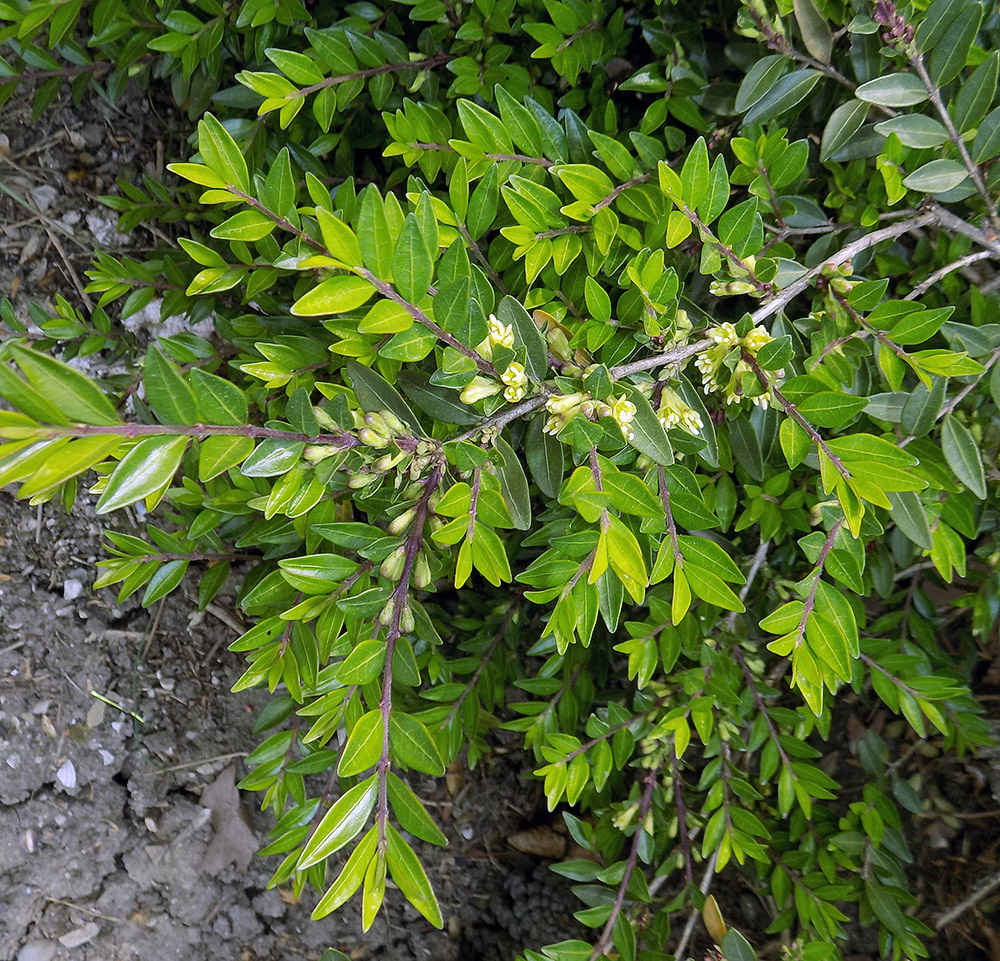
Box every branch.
[453,393,548,443]
[610,338,713,380]
[750,211,940,324]
[910,54,1000,233]
[375,465,443,854]
[36,421,359,447]
[289,52,452,99]
[905,250,995,300]
[588,768,659,961]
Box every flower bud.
[460,377,501,405]
[387,508,416,536]
[399,603,415,634]
[380,546,406,581]
[413,553,431,589]
[378,598,396,627]
[379,409,406,434]
[303,445,340,462]
[347,472,379,488]
[358,427,390,448]
[312,407,338,430]
[726,280,757,295]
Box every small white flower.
[488,314,515,348]
[500,362,526,388]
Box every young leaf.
[298,776,378,868]
[386,825,444,928]
[96,436,189,514]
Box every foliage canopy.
[2,0,1000,958]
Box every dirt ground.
[3,68,1000,961]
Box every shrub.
[1,0,999,958]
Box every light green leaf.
[291,276,376,316]
[820,100,869,161]
[298,776,378,868]
[887,490,933,549]
[856,74,928,108]
[198,114,250,193]
[279,554,360,593]
[96,436,189,514]
[10,345,119,425]
[390,713,445,775]
[144,347,198,425]
[793,0,833,63]
[312,826,377,919]
[198,435,254,480]
[339,710,383,776]
[902,159,969,193]
[387,773,448,846]
[392,214,434,303]
[386,825,443,928]
[873,114,949,149]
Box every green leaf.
[734,56,788,113]
[887,490,933,549]
[743,70,821,125]
[928,3,982,85]
[793,0,833,63]
[16,435,122,498]
[873,114,949,149]
[198,114,250,193]
[210,210,276,242]
[493,434,532,530]
[498,295,546,381]
[820,100,869,161]
[721,929,757,961]
[144,347,198,425]
[189,369,248,425]
[387,773,447,845]
[339,710,382,776]
[279,554,360,592]
[680,137,710,210]
[312,826,377,919]
[346,360,421,431]
[96,436,189,514]
[941,415,986,498]
[618,384,674,466]
[199,435,253,480]
[955,51,999,132]
[902,159,968,193]
[386,825,443,928]
[291,276,377,316]
[856,74,928,108]
[298,775,378,869]
[337,641,385,684]
[316,208,362,267]
[525,414,564,498]
[554,164,615,205]
[390,713,445,775]
[10,345,119,425]
[915,0,966,52]
[392,214,434,303]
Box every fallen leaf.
[507,825,566,859]
[199,765,258,874]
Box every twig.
[911,54,1000,234]
[673,848,720,959]
[610,338,713,379]
[142,751,249,775]
[45,897,122,923]
[725,539,770,631]
[0,639,26,657]
[906,250,995,300]
[935,869,1000,930]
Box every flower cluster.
[656,386,703,435]
[542,391,636,440]
[500,362,526,402]
[694,322,780,408]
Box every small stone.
[63,578,84,600]
[58,922,99,948]
[17,940,58,961]
[55,758,77,790]
[29,185,58,213]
